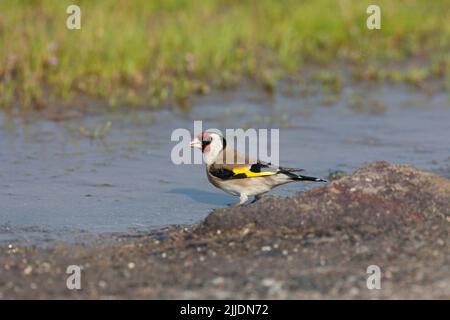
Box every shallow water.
[1,84,449,244]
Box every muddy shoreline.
[2,84,450,245]
[1,162,449,299]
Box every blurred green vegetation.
[0,0,449,112]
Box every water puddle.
[1,84,449,245]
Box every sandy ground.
[0,162,449,299]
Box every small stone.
[261,278,283,292]
[211,277,225,285]
[261,246,272,252]
[127,262,135,269]
[349,287,360,295]
[23,265,33,275]
[262,278,277,287]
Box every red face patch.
[197,132,210,139]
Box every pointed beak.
[190,137,202,149]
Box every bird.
[189,131,327,206]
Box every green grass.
[0,0,449,112]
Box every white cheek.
[203,140,222,164]
[203,152,215,165]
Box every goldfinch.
[190,131,326,206]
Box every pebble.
[23,265,33,275]
[41,262,51,272]
[211,277,225,285]
[349,287,360,295]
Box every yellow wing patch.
[232,166,276,178]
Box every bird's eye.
[202,138,212,148]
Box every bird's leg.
[241,193,249,205]
[238,193,249,206]
[250,194,263,204]
[229,193,248,207]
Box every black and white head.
[190,131,227,164]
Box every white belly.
[213,178,273,196]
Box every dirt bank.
[1,162,449,299]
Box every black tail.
[292,174,327,182]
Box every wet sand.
[1,162,449,299]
